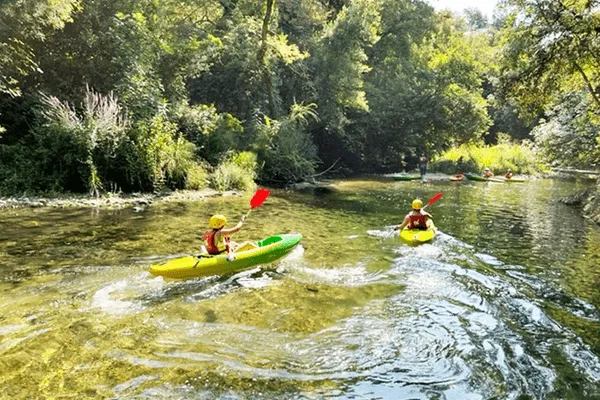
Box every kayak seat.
[256,235,283,247]
[234,241,258,253]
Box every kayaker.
[504,169,513,179]
[418,154,429,178]
[456,156,465,174]
[394,199,433,231]
[204,214,245,259]
[482,167,494,178]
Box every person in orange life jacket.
[394,199,433,231]
[482,167,494,178]
[204,214,245,258]
[504,169,513,179]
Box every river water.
[1,177,599,399]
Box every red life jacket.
[407,213,428,230]
[203,230,230,254]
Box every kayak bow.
[400,221,436,245]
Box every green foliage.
[173,103,244,165]
[312,0,380,129]
[499,0,600,118]
[185,164,209,190]
[130,113,199,192]
[37,88,129,196]
[2,0,598,195]
[254,103,319,184]
[532,92,600,168]
[0,0,80,96]
[432,140,544,175]
[209,151,258,192]
[464,8,488,30]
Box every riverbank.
[0,189,242,210]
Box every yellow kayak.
[149,233,302,280]
[400,221,436,245]
[504,177,526,183]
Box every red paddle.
[245,188,270,219]
[422,192,443,210]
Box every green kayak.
[149,233,302,279]
[464,173,505,183]
[393,175,421,181]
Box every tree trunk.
[574,62,600,110]
[258,0,276,118]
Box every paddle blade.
[426,192,443,207]
[250,188,270,209]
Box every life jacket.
[407,212,429,230]
[505,172,513,179]
[203,229,230,254]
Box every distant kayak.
[149,233,302,279]
[400,221,436,245]
[503,177,526,183]
[464,173,505,183]
[393,175,421,181]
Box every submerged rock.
[559,189,591,205]
[583,183,600,224]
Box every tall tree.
[499,0,600,116]
[0,0,80,96]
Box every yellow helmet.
[412,199,423,210]
[209,214,227,229]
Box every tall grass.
[432,140,546,175]
[209,151,258,192]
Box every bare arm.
[395,215,410,231]
[220,215,246,235]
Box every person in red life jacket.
[394,199,433,231]
[504,169,513,179]
[482,167,494,178]
[203,214,245,259]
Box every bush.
[173,103,243,165]
[431,139,545,175]
[209,151,258,192]
[185,163,209,190]
[128,113,203,192]
[35,89,129,195]
[254,103,320,184]
[532,92,600,168]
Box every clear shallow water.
[0,177,599,399]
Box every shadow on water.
[138,267,285,307]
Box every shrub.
[254,103,320,184]
[36,88,129,195]
[129,113,202,192]
[209,151,258,192]
[432,139,545,175]
[532,92,600,168]
[173,103,243,165]
[185,163,209,190]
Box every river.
[1,177,599,399]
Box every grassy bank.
[431,142,547,175]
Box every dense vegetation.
[432,138,544,176]
[0,0,599,195]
